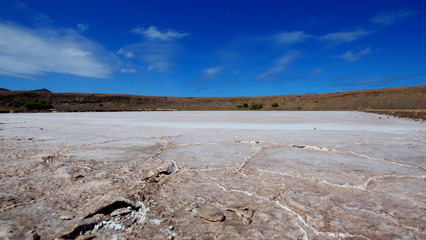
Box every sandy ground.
[0,111,425,240]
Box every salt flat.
[0,111,425,239]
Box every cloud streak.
[121,26,190,73]
[256,52,299,80]
[132,26,189,41]
[274,31,311,45]
[0,22,113,79]
[117,48,135,58]
[120,68,137,73]
[340,47,371,61]
[320,30,371,43]
[370,9,415,26]
[351,73,426,86]
[203,66,222,78]
[77,22,89,32]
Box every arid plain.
[0,111,425,239]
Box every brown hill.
[0,85,425,112]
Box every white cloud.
[147,65,155,72]
[117,48,135,58]
[321,30,371,42]
[145,62,171,72]
[120,68,136,73]
[119,26,189,73]
[275,31,311,45]
[132,26,189,41]
[370,9,415,26]
[256,52,298,80]
[203,66,222,77]
[77,23,89,32]
[0,22,112,79]
[340,47,371,62]
[123,35,183,73]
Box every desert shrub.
[250,103,263,110]
[242,103,249,108]
[23,102,53,111]
[237,105,242,109]
[271,102,279,107]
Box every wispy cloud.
[340,47,371,62]
[134,41,177,73]
[11,1,54,27]
[350,73,426,86]
[117,48,135,58]
[77,22,89,32]
[132,26,189,41]
[120,68,137,73]
[123,26,189,73]
[0,21,113,79]
[274,31,311,45]
[370,9,415,26]
[146,61,172,73]
[310,68,324,76]
[203,66,222,78]
[320,30,371,43]
[256,51,299,80]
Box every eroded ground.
[0,111,425,240]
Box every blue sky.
[0,0,425,96]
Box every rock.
[110,208,131,217]
[60,215,74,220]
[75,234,96,240]
[143,162,176,182]
[194,207,225,222]
[227,205,255,225]
[73,174,84,179]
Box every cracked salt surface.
[0,111,425,239]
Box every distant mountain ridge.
[0,85,425,111]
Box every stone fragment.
[75,234,96,240]
[227,205,255,225]
[60,215,74,220]
[194,207,225,222]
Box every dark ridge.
[33,88,52,93]
[0,88,10,92]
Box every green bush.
[23,102,53,111]
[242,103,249,108]
[237,105,242,109]
[249,103,263,110]
[271,102,279,108]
